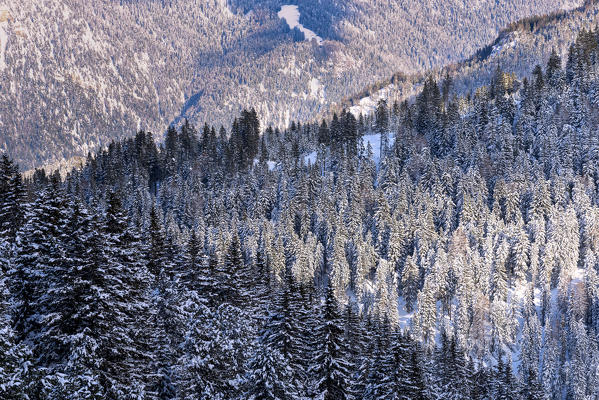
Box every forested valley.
[3,26,599,400]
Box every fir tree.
[308,283,352,400]
[0,270,35,399]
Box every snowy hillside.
[3,11,599,398]
[343,1,599,127]
[0,0,583,170]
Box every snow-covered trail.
[278,5,323,45]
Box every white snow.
[304,151,317,165]
[362,132,395,163]
[253,158,278,171]
[349,84,396,119]
[490,39,516,58]
[570,267,585,284]
[310,78,325,102]
[397,298,414,330]
[278,5,323,46]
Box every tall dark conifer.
[309,283,352,400]
[100,191,152,399]
[12,179,69,346]
[0,155,25,244]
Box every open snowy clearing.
[301,132,396,167]
[349,84,396,119]
[362,132,396,163]
[278,5,323,45]
[310,77,325,102]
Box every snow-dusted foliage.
[5,18,599,400]
[0,0,583,170]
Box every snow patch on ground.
[278,5,323,45]
[397,298,413,330]
[253,158,279,171]
[310,78,325,103]
[362,132,395,163]
[349,84,396,119]
[570,267,585,284]
[304,151,317,165]
[491,39,516,58]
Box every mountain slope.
[0,0,582,169]
[341,1,599,120]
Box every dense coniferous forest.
[0,0,582,170]
[4,26,599,400]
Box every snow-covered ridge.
[278,5,323,46]
[489,31,519,59]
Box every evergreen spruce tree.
[241,277,299,399]
[405,342,427,400]
[146,207,182,399]
[0,269,35,399]
[12,179,69,350]
[39,198,107,398]
[253,232,271,310]
[0,155,25,243]
[99,191,152,399]
[375,99,389,134]
[149,268,182,400]
[242,338,297,400]
[181,230,209,295]
[219,233,245,305]
[343,302,363,400]
[383,329,413,399]
[148,206,169,278]
[178,303,252,399]
[308,283,352,400]
[470,365,491,400]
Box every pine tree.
[39,198,107,398]
[470,365,491,400]
[404,339,427,400]
[0,269,35,399]
[12,179,69,349]
[401,254,420,313]
[218,233,251,306]
[253,232,271,310]
[148,206,169,278]
[176,303,215,400]
[181,230,209,295]
[241,280,299,399]
[149,268,182,400]
[319,120,331,145]
[178,303,253,400]
[375,99,389,134]
[99,191,152,399]
[242,340,297,400]
[146,207,183,399]
[362,333,390,400]
[0,155,25,243]
[309,284,352,400]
